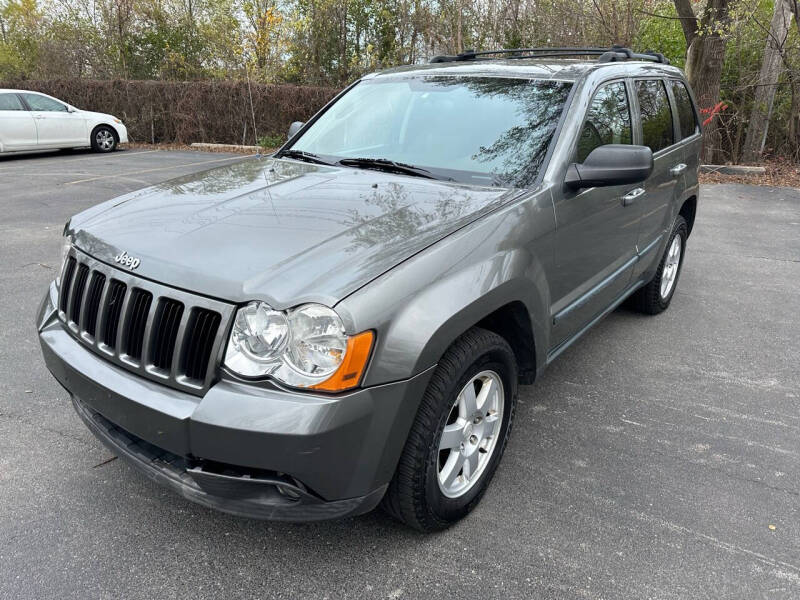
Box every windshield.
[286,76,573,187]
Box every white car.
[0,89,128,154]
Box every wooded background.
[1,0,799,163]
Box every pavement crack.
[0,409,97,449]
[695,249,800,264]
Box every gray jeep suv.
[37,47,701,531]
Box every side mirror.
[287,121,304,140]
[66,105,77,113]
[564,144,653,190]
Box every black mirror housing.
[564,144,653,190]
[288,121,304,140]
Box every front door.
[550,80,642,351]
[21,93,86,147]
[0,93,37,150]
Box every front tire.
[381,327,517,532]
[91,126,117,153]
[630,215,688,314]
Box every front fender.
[337,190,556,387]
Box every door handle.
[622,187,646,206]
[670,163,687,177]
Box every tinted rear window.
[0,93,25,111]
[671,81,698,139]
[636,80,674,152]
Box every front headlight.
[224,301,373,392]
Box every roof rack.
[430,46,670,65]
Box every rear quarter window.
[670,81,699,139]
[635,80,674,153]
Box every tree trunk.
[741,0,795,163]
[674,0,731,163]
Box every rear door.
[630,79,684,279]
[0,93,37,150]
[550,80,641,350]
[669,79,702,192]
[20,93,87,148]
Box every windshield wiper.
[337,157,440,180]
[279,149,333,165]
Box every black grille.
[181,308,222,381]
[123,289,153,361]
[149,298,184,371]
[102,280,127,348]
[69,264,90,324]
[83,272,106,338]
[56,253,231,394]
[59,257,77,313]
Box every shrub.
[0,79,339,145]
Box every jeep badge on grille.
[114,251,140,270]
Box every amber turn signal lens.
[311,330,374,392]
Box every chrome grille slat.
[103,280,128,351]
[70,264,91,326]
[57,248,234,396]
[64,260,85,325]
[169,309,193,380]
[82,271,106,339]
[149,298,184,372]
[59,257,77,314]
[123,289,153,363]
[180,308,223,384]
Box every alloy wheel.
[437,370,504,498]
[660,234,682,299]
[96,129,115,151]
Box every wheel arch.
[353,269,549,388]
[679,195,697,237]
[475,301,537,384]
[90,122,120,143]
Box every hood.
[69,157,519,307]
[77,109,118,121]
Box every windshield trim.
[277,74,577,190]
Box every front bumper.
[37,284,433,521]
[116,123,129,144]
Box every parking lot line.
[63,155,249,185]
[0,149,163,172]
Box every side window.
[671,81,699,139]
[576,81,632,163]
[22,93,68,112]
[635,80,674,152]
[0,93,25,111]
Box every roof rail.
[430,46,670,65]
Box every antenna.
[245,62,259,155]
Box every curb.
[190,143,263,152]
[700,164,766,175]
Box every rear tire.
[91,126,117,153]
[381,327,517,532]
[629,215,688,314]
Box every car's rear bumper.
[37,284,434,521]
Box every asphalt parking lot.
[1,148,799,599]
